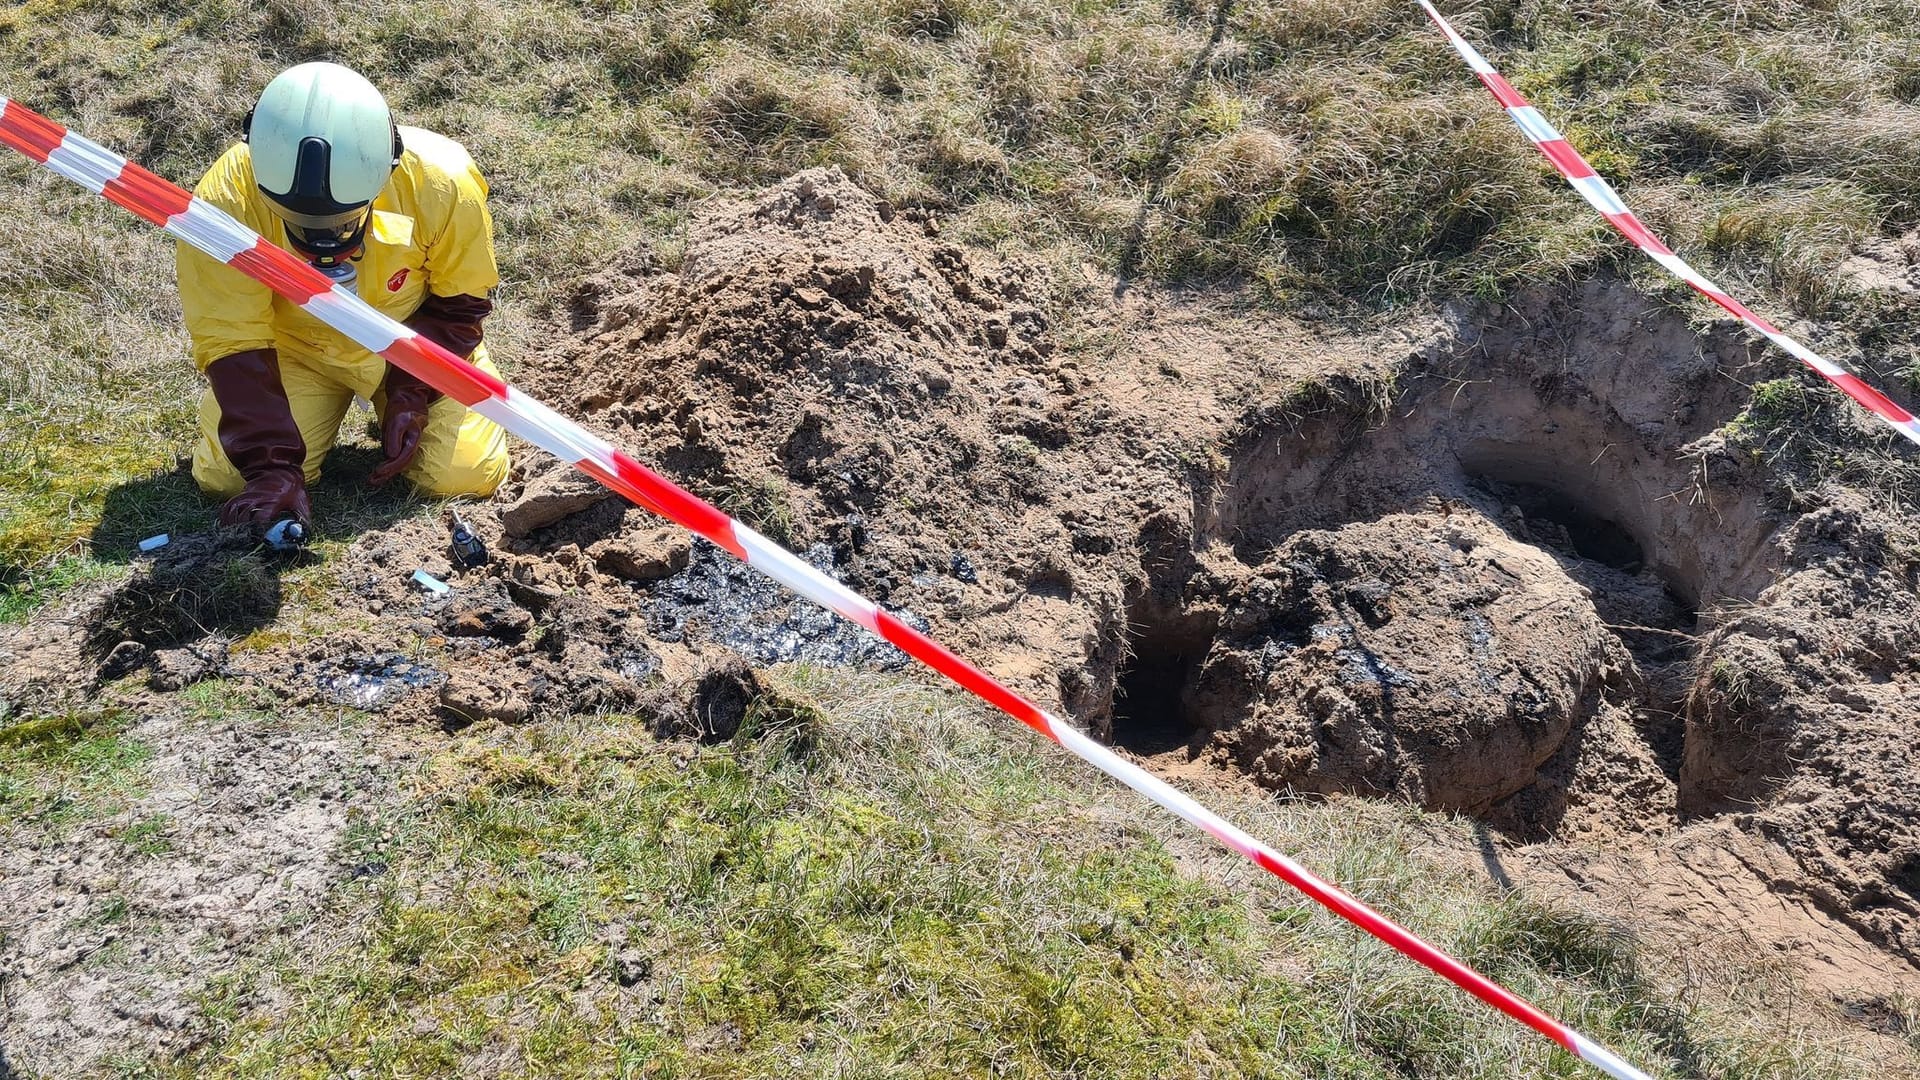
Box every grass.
[133,667,1892,1079]
[0,706,153,831]
[719,469,800,549]
[119,811,174,856]
[1717,371,1920,516]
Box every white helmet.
[246,62,401,264]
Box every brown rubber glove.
[205,348,311,527]
[406,292,492,360]
[369,293,493,487]
[367,363,434,487]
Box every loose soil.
[3,169,1917,1072]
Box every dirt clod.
[502,471,614,538]
[590,527,692,583]
[612,947,654,987]
[669,657,822,746]
[440,670,534,727]
[678,659,761,742]
[97,640,150,682]
[147,641,227,692]
[1194,510,1633,815]
[436,582,534,643]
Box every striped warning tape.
[0,96,1654,1079]
[1420,1,1920,447]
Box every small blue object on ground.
[264,519,307,551]
[411,569,451,595]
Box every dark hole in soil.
[1482,479,1646,571]
[1663,586,1701,630]
[1111,642,1206,756]
[1893,853,1920,901]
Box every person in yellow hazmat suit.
[178,62,510,528]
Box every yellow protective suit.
[178,126,510,498]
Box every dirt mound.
[1188,509,1633,814]
[540,167,1064,570]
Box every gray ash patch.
[647,540,925,669]
[1334,648,1416,690]
[615,647,662,681]
[311,653,448,711]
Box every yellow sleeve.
[174,144,279,372]
[421,154,499,300]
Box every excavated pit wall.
[1105,279,1789,838]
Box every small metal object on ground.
[264,519,308,552]
[449,513,489,569]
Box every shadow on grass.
[89,445,431,564]
[1114,0,1238,291]
[32,446,439,651]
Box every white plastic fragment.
[137,533,170,552]
[410,569,451,595]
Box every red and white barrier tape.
[1,96,1654,1079]
[1421,1,1920,448]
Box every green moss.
[0,557,121,624]
[0,707,152,828]
[0,423,193,575]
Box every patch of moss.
[0,707,152,828]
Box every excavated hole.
[1142,325,1785,835]
[1467,472,1701,642]
[1110,642,1206,756]
[1108,603,1218,758]
[1484,479,1647,572]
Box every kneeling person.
[179,61,510,528]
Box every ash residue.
[648,539,923,670]
[312,653,448,711]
